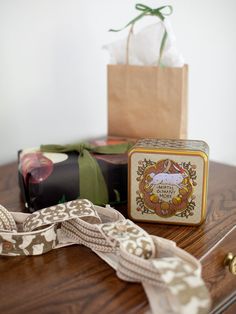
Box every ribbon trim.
[0,200,211,313]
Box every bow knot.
[135,4,173,21]
[68,143,92,155]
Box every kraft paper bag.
[108,64,188,139]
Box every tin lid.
[132,139,209,156]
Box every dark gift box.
[18,137,133,212]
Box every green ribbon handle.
[109,3,173,65]
[40,142,132,205]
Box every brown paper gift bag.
[108,64,188,139]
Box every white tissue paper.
[104,18,184,67]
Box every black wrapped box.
[18,137,132,212]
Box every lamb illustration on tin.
[149,160,188,188]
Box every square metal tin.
[128,139,209,225]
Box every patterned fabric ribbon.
[109,3,173,65]
[40,142,132,205]
[0,200,211,314]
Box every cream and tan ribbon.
[0,200,211,313]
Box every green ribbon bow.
[40,142,132,205]
[109,3,173,65]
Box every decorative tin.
[128,139,209,225]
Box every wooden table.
[0,161,235,314]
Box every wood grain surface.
[0,161,235,314]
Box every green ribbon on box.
[109,3,173,65]
[40,142,132,205]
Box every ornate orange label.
[136,159,197,218]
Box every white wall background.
[0,0,236,166]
